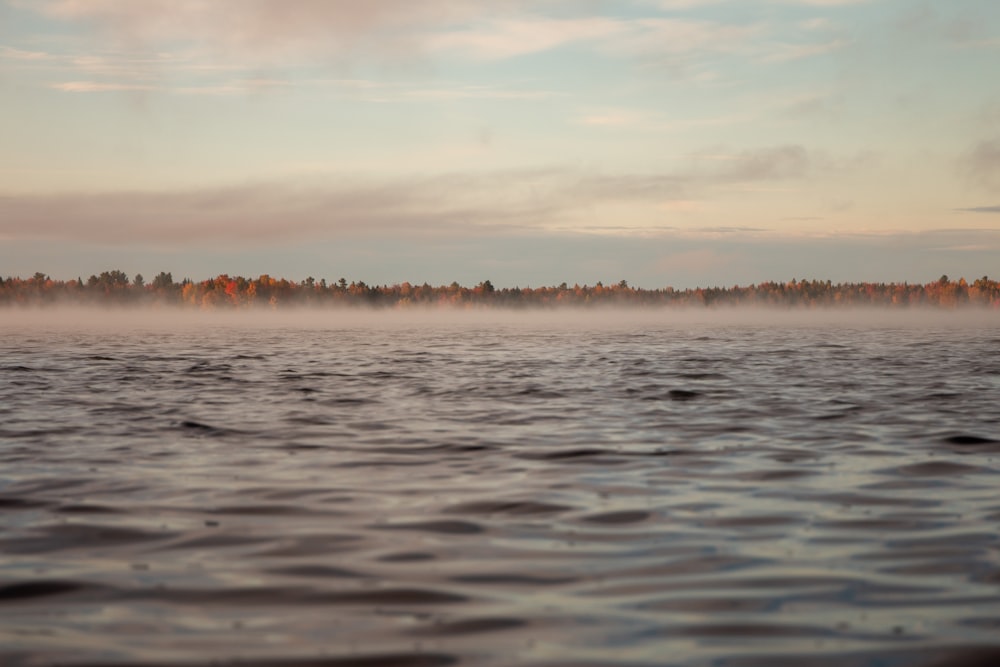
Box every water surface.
[2,309,1000,666]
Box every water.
[2,309,1000,666]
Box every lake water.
[2,309,1000,667]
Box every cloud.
[566,173,688,202]
[21,1,762,68]
[956,205,1000,214]
[599,18,760,59]
[715,145,877,183]
[775,0,875,6]
[427,16,625,60]
[13,0,767,104]
[32,0,449,40]
[961,140,1000,192]
[0,168,688,246]
[0,171,584,246]
[0,145,867,247]
[0,46,54,60]
[715,145,813,181]
[699,226,768,233]
[760,39,846,63]
[933,244,995,252]
[45,73,556,99]
[9,0,870,104]
[574,108,650,127]
[778,92,843,118]
[648,0,729,9]
[51,80,156,92]
[22,1,560,63]
[650,0,875,7]
[11,0,466,80]
[390,84,556,101]
[572,106,752,132]
[0,178,535,246]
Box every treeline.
[2,271,999,309]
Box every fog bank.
[2,305,997,334]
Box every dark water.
[2,310,1000,667]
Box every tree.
[98,270,129,287]
[134,273,145,288]
[152,272,174,289]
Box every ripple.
[893,461,988,477]
[579,510,651,525]
[442,500,572,516]
[672,621,835,638]
[1,523,177,554]
[178,419,231,435]
[518,447,618,461]
[64,654,459,667]
[0,497,49,510]
[0,580,103,602]
[265,565,367,579]
[54,503,121,514]
[667,389,701,401]
[411,616,526,637]
[372,520,484,535]
[133,586,468,606]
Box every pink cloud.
[25,0,761,66]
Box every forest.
[2,271,998,309]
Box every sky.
[1,0,999,288]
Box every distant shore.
[2,272,998,309]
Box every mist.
[3,304,997,335]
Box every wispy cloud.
[427,16,624,60]
[7,0,870,104]
[648,0,730,10]
[961,139,1000,192]
[49,77,291,95]
[777,91,843,118]
[650,0,876,7]
[0,144,869,246]
[17,1,763,67]
[391,84,556,101]
[733,146,813,180]
[695,145,817,181]
[775,0,877,6]
[599,18,760,59]
[19,0,520,63]
[50,80,155,92]
[760,39,847,63]
[956,205,1000,214]
[573,106,752,132]
[574,108,650,127]
[46,74,555,100]
[0,45,54,60]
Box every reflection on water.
[2,312,1000,666]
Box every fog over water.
[2,306,1000,666]
[4,304,999,333]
